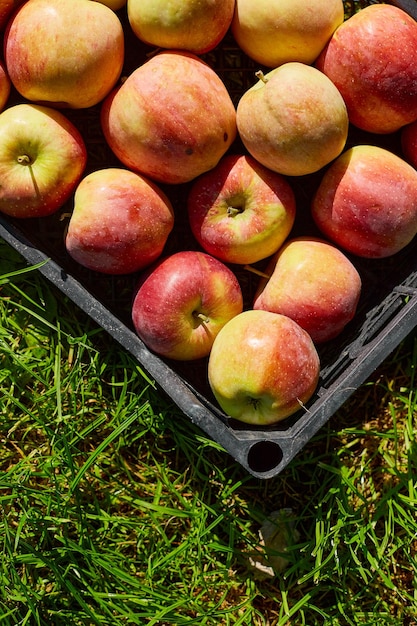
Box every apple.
[101,50,237,185]
[0,103,87,219]
[0,0,24,31]
[4,0,125,109]
[65,168,175,275]
[253,237,362,344]
[401,120,417,170]
[315,4,417,134]
[131,250,243,361]
[187,153,296,265]
[311,145,417,258]
[0,60,10,112]
[208,309,320,425]
[236,62,348,177]
[231,0,344,68]
[127,0,235,54]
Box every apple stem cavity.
[255,70,268,84]
[243,264,271,279]
[226,194,246,217]
[193,311,210,325]
[227,205,244,217]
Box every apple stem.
[227,206,243,217]
[17,154,41,200]
[17,154,32,165]
[255,70,268,84]
[193,311,210,324]
[243,264,271,279]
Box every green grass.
[1,237,417,626]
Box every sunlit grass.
[1,238,416,625]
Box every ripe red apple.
[65,168,175,275]
[316,4,417,134]
[311,145,417,258]
[236,62,348,177]
[4,0,125,109]
[208,309,320,425]
[127,0,235,54]
[0,103,87,218]
[101,50,237,184]
[253,237,362,344]
[232,0,344,68]
[187,154,296,265]
[401,120,417,170]
[0,60,10,112]
[131,251,243,361]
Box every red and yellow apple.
[65,168,175,275]
[4,0,125,109]
[311,145,417,258]
[0,103,87,218]
[187,154,296,265]
[316,4,417,134]
[131,251,243,361]
[127,0,235,54]
[232,0,344,68]
[236,62,348,177]
[208,309,320,425]
[253,237,362,344]
[0,60,10,112]
[101,50,237,184]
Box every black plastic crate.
[1,0,417,479]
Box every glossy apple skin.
[236,62,348,177]
[131,251,243,361]
[187,154,296,265]
[0,60,10,112]
[401,120,417,169]
[316,4,417,134]
[0,104,87,218]
[232,0,344,68]
[253,237,362,344]
[208,309,320,425]
[311,145,417,259]
[4,0,124,109]
[65,168,175,275]
[128,0,235,54]
[101,50,237,185]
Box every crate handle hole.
[247,441,283,474]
